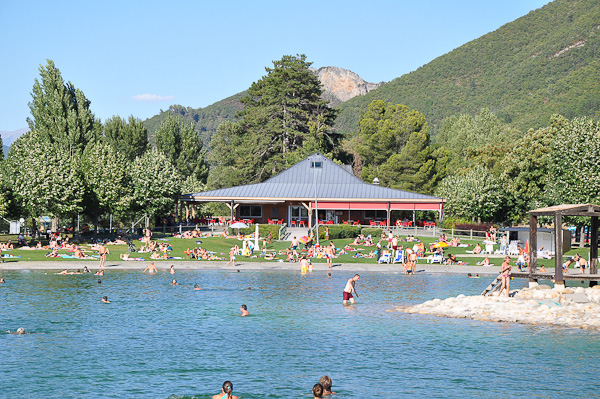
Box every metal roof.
[182,153,442,202]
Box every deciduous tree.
[27,60,99,158]
[103,115,148,160]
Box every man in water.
[102,296,110,303]
[240,304,249,316]
[143,262,158,274]
[343,274,360,305]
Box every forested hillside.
[143,92,246,145]
[335,0,600,136]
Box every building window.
[364,210,387,219]
[310,161,322,168]
[272,207,279,217]
[239,205,262,218]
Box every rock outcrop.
[312,67,381,107]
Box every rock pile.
[396,285,600,330]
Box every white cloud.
[132,94,175,102]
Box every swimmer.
[0,277,4,283]
[101,296,110,303]
[240,304,249,316]
[83,266,90,273]
[94,269,104,276]
[15,327,26,334]
[327,272,332,278]
[58,269,68,275]
[313,383,324,399]
[319,375,336,395]
[193,284,201,290]
[343,274,360,305]
[171,279,178,285]
[98,279,102,284]
[143,262,158,274]
[170,265,175,275]
[212,380,239,399]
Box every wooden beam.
[529,214,538,282]
[554,213,564,285]
[591,216,598,287]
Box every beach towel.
[1,254,21,259]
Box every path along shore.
[0,260,503,275]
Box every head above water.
[319,375,332,391]
[241,304,247,311]
[222,380,233,395]
[313,383,324,398]
[16,327,25,334]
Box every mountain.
[143,66,379,145]
[334,0,600,136]
[0,127,29,146]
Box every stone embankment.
[396,285,600,330]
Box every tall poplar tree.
[27,60,99,158]
[155,116,208,182]
[104,115,148,160]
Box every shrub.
[361,228,383,238]
[229,224,281,238]
[318,225,361,239]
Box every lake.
[1,269,599,398]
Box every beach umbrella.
[524,239,529,254]
[433,242,448,248]
[230,222,248,235]
[299,235,310,244]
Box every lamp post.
[312,156,319,246]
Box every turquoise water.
[1,269,599,398]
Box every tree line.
[1,56,599,232]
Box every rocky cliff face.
[313,66,381,107]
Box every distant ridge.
[334,0,600,136]
[143,66,379,145]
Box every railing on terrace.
[278,223,287,241]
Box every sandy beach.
[0,260,503,275]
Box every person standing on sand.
[325,242,334,269]
[343,274,360,305]
[170,265,175,275]
[498,256,511,297]
[98,241,109,269]
[226,247,236,267]
[143,262,158,274]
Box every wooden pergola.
[528,204,600,287]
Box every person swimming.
[319,375,335,395]
[313,383,324,398]
[102,296,110,303]
[194,284,201,290]
[212,380,239,399]
[240,304,249,316]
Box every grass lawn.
[1,232,591,269]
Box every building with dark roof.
[180,153,444,227]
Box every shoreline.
[0,260,503,275]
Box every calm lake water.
[1,269,599,398]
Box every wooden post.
[591,216,598,287]
[387,202,391,228]
[529,214,538,282]
[554,213,564,285]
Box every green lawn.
[0,233,591,268]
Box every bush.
[361,228,383,238]
[318,225,361,239]
[229,224,281,238]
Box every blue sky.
[0,0,551,132]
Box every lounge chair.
[392,250,404,264]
